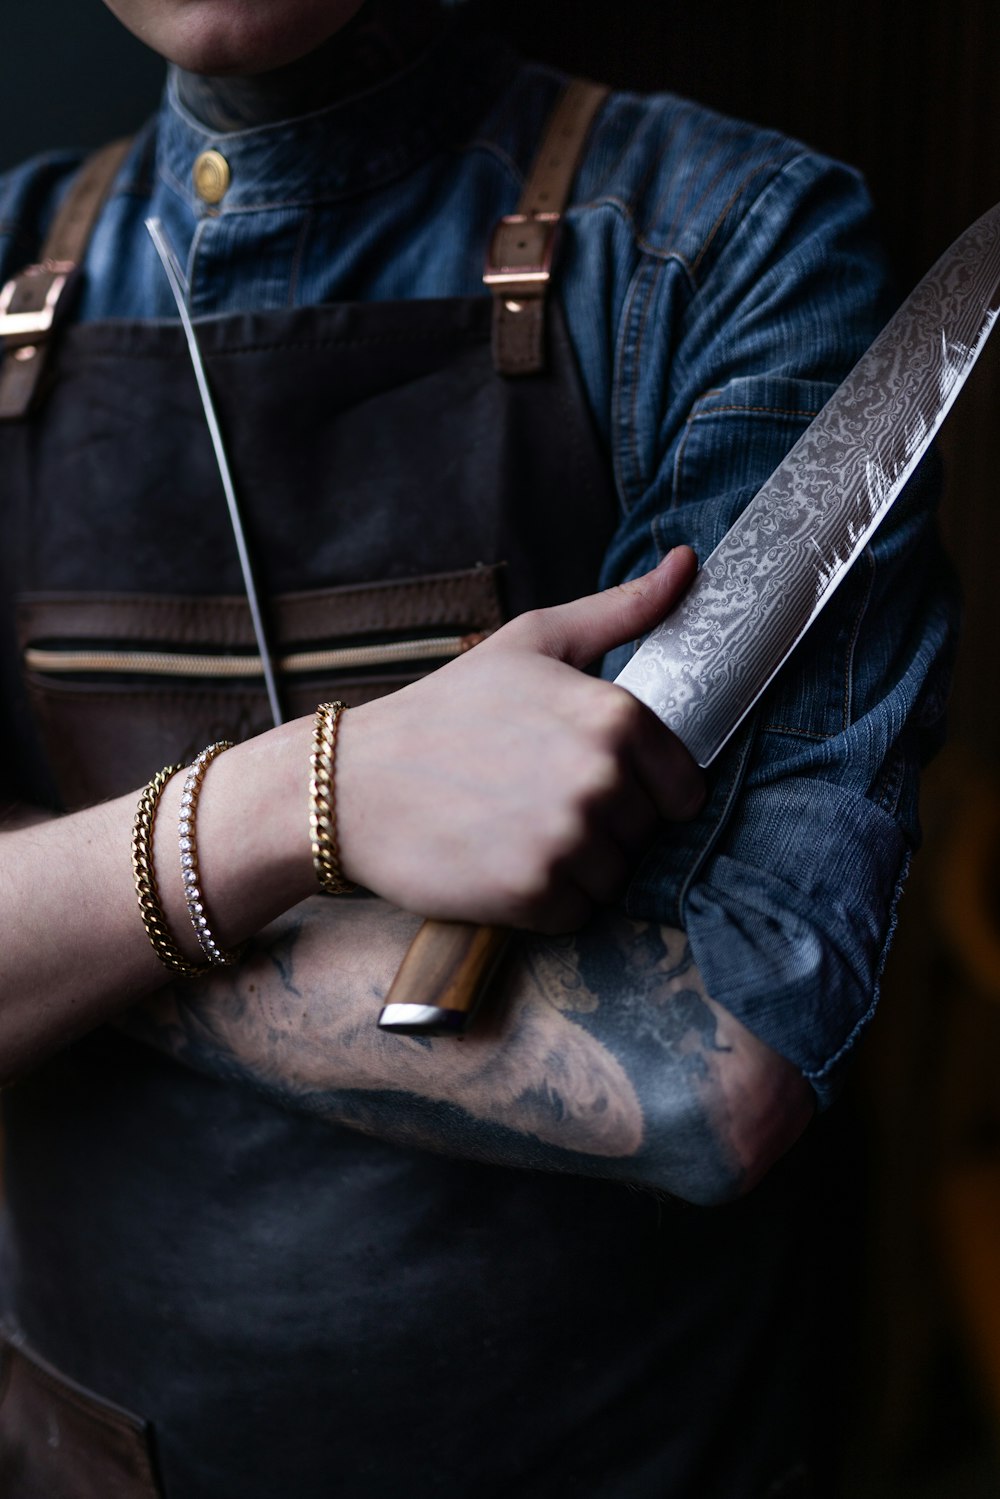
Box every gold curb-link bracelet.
[310,701,355,897]
[132,762,214,979]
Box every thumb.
[538,547,697,669]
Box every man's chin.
[101,0,368,75]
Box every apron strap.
[0,137,132,421]
[484,79,609,377]
[0,80,607,408]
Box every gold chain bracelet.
[132,762,213,979]
[310,701,355,896]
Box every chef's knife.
[381,197,1000,1036]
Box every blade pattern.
[616,201,1000,766]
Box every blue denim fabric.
[0,27,957,1105]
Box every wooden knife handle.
[378,920,510,1035]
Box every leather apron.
[0,105,851,1499]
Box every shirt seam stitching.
[689,403,823,420]
[689,152,813,282]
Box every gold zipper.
[24,632,490,680]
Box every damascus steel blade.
[616,200,1000,767]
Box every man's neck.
[174,0,445,133]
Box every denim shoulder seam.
[688,154,803,284]
[609,150,837,508]
[568,194,699,286]
[661,148,843,293]
[610,259,652,509]
[612,239,710,510]
[612,254,675,510]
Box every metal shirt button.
[193,150,231,205]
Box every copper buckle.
[0,260,76,340]
[483,213,561,296]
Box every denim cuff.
[683,776,909,1109]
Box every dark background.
[5,4,1000,1494]
[4,1,996,295]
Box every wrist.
[151,716,319,961]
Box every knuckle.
[545,806,587,858]
[593,687,643,745]
[579,757,621,808]
[503,607,547,649]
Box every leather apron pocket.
[0,1333,162,1499]
[17,565,503,810]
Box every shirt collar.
[156,29,518,215]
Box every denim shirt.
[0,27,956,1106]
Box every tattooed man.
[0,1,954,1495]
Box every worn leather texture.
[16,565,505,808]
[487,78,608,375]
[0,1335,162,1499]
[0,295,616,814]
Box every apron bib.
[1,294,613,811]
[0,103,846,1499]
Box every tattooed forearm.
[121,896,812,1204]
[520,928,740,1197]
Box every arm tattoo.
[121,898,775,1201]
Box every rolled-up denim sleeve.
[685,450,954,1106]
[598,140,959,1107]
